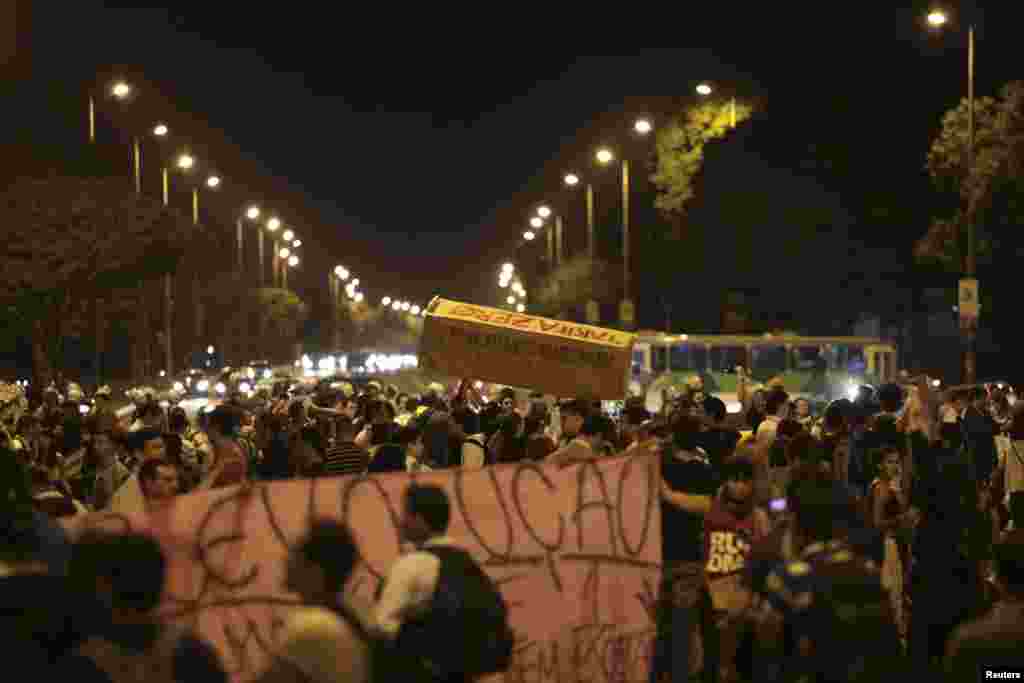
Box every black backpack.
[396,546,514,682]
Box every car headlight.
[196,380,209,392]
[173,382,185,392]
[215,382,226,395]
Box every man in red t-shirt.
[661,451,770,682]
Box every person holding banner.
[660,450,770,683]
[374,483,513,683]
[258,521,370,683]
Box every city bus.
[630,332,899,411]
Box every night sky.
[17,1,1011,318]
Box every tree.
[0,177,204,386]
[534,256,618,317]
[651,100,754,216]
[201,274,306,364]
[916,81,1024,267]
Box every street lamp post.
[554,214,564,267]
[928,8,978,383]
[265,217,281,286]
[596,119,650,330]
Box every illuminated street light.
[927,9,948,26]
[352,279,360,287]
[111,81,132,99]
[354,292,363,302]
[402,302,411,311]
[334,266,349,280]
[279,247,291,259]
[537,206,552,219]
[634,119,653,134]
[530,216,544,229]
[267,217,281,232]
[499,280,509,288]
[564,173,580,186]
[289,255,299,267]
[382,296,392,306]
[153,123,168,137]
[502,263,515,274]
[292,239,301,248]
[696,83,713,96]
[206,175,220,188]
[176,154,195,170]
[411,305,421,315]
[507,296,516,305]
[392,302,402,311]
[207,345,215,354]
[282,229,295,242]
[595,148,614,164]
[516,304,525,313]
[524,231,535,241]
[246,206,261,220]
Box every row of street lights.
[327,265,427,349]
[515,82,740,327]
[497,263,527,313]
[91,78,313,376]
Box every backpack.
[396,546,514,682]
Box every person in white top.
[374,484,510,683]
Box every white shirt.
[374,536,457,638]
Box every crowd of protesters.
[3,367,1024,682]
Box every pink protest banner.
[64,454,661,683]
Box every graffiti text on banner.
[64,455,661,683]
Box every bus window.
[652,345,668,373]
[845,346,866,375]
[709,347,746,373]
[668,344,707,372]
[669,344,691,371]
[632,348,648,374]
[692,345,707,372]
[794,347,824,371]
[753,346,787,378]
